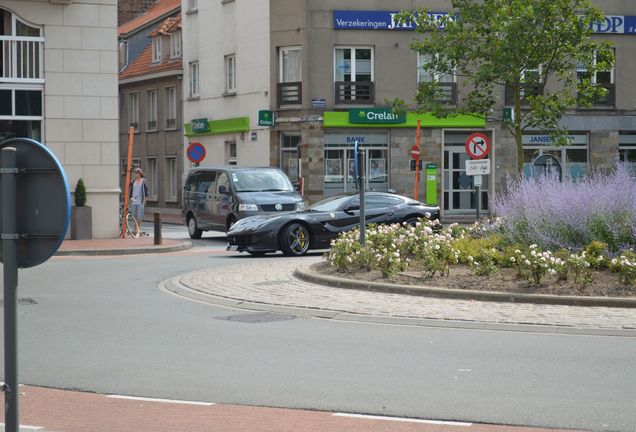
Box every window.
[129,92,139,131]
[334,47,374,104]
[165,87,177,129]
[189,61,199,97]
[0,89,42,117]
[166,157,178,200]
[216,172,229,195]
[225,54,236,93]
[417,53,454,84]
[619,133,636,177]
[146,158,158,200]
[119,41,128,69]
[121,158,141,175]
[334,47,373,82]
[577,49,615,106]
[280,133,301,187]
[146,89,157,131]
[152,37,162,63]
[279,47,301,83]
[170,31,182,58]
[226,141,237,165]
[187,0,198,12]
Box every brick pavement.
[6,385,583,432]
[173,256,636,331]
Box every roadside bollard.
[154,212,162,245]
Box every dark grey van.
[182,166,305,238]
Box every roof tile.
[118,0,181,36]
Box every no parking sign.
[186,142,206,164]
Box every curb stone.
[56,241,192,256]
[295,263,636,309]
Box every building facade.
[118,0,184,213]
[182,0,636,218]
[1,0,119,238]
[181,0,272,171]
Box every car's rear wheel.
[280,222,311,256]
[187,215,203,239]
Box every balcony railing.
[0,36,44,83]
[147,120,157,130]
[591,83,616,107]
[335,81,375,105]
[166,118,177,129]
[436,82,457,105]
[504,83,542,106]
[277,81,302,106]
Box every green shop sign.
[258,110,275,127]
[191,118,210,133]
[349,108,406,124]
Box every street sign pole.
[414,119,421,200]
[2,147,19,432]
[474,174,482,220]
[357,145,366,247]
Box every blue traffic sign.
[187,142,206,164]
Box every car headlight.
[239,203,258,211]
[296,201,306,210]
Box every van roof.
[187,166,281,173]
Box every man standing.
[129,167,149,235]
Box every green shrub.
[74,178,87,207]
[609,251,636,287]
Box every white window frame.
[226,141,237,165]
[187,0,198,12]
[0,85,43,121]
[118,40,128,70]
[170,31,182,59]
[129,92,139,131]
[333,46,374,83]
[279,46,302,83]
[146,89,157,131]
[145,157,158,201]
[121,157,141,175]
[225,54,236,93]
[165,86,177,130]
[165,156,178,201]
[577,50,615,85]
[417,53,456,84]
[152,37,162,63]
[189,61,199,97]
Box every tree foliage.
[393,0,614,172]
[74,178,87,207]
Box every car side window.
[385,196,404,207]
[197,172,216,194]
[216,172,229,195]
[186,173,199,192]
[349,195,388,210]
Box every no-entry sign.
[186,142,206,164]
[465,133,491,160]
[410,145,421,160]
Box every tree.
[393,0,614,172]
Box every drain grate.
[0,298,37,306]
[220,312,296,324]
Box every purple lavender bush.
[493,163,636,252]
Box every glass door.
[443,147,489,213]
[324,148,389,196]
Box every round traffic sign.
[0,138,71,268]
[410,145,421,160]
[186,142,206,164]
[465,133,491,160]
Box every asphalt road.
[1,224,635,432]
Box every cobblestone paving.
[178,256,636,330]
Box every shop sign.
[333,10,453,31]
[258,110,275,127]
[325,132,388,147]
[590,16,636,34]
[311,98,326,109]
[522,134,587,145]
[349,108,406,124]
[191,118,210,133]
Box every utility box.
[425,163,438,205]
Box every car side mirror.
[218,185,230,195]
[343,204,360,214]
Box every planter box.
[71,206,92,240]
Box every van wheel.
[280,222,311,256]
[187,215,203,239]
[226,215,237,232]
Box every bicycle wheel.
[126,212,140,238]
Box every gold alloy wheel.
[283,223,310,256]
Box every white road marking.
[0,423,43,430]
[106,395,215,406]
[333,413,472,426]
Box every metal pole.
[358,147,366,247]
[153,212,162,245]
[476,184,481,220]
[2,147,19,432]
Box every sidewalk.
[7,385,583,432]
[57,237,191,256]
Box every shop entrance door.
[443,146,489,213]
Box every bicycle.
[120,204,140,238]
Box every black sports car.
[226,192,440,256]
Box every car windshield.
[231,169,294,192]
[309,195,353,212]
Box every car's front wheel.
[280,222,311,256]
[187,215,203,239]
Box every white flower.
[525,260,531,266]
[531,250,537,257]
[510,257,516,263]
[515,250,521,254]
[530,244,537,249]
[434,244,441,250]
[467,256,474,262]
